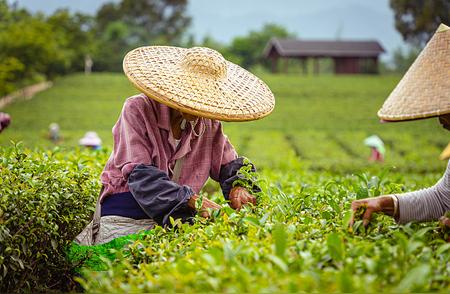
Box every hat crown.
[181,47,227,79]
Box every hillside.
[0,72,447,172]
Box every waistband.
[101,191,149,219]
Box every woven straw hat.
[123,46,275,121]
[378,24,450,121]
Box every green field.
[1,73,449,292]
[1,73,448,173]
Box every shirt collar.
[146,96,205,160]
[151,96,203,136]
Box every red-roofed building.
[263,38,385,74]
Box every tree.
[228,23,294,69]
[0,17,69,79]
[93,21,131,71]
[391,46,421,73]
[95,3,122,33]
[46,9,96,72]
[96,0,191,45]
[0,2,87,95]
[390,0,450,46]
[94,0,191,71]
[0,0,30,23]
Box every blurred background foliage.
[390,0,449,46]
[0,0,448,96]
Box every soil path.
[0,81,53,110]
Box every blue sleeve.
[128,164,196,226]
[219,157,261,199]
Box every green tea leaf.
[273,223,288,259]
[327,232,344,262]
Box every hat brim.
[379,112,450,123]
[378,108,450,122]
[123,46,275,122]
[377,24,450,122]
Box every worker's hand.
[199,197,221,218]
[439,215,450,242]
[350,195,396,227]
[440,215,450,227]
[188,194,221,218]
[229,186,256,211]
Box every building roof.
[263,38,385,58]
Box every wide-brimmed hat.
[364,135,385,155]
[123,46,275,121]
[79,131,102,147]
[378,23,450,121]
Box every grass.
[0,73,136,147]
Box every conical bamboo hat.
[123,46,275,122]
[378,24,450,121]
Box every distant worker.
[0,112,11,133]
[79,131,102,150]
[85,55,93,75]
[364,135,385,162]
[350,24,450,235]
[49,123,60,143]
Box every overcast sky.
[10,0,407,60]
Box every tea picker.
[364,135,385,162]
[79,131,102,150]
[350,24,450,234]
[48,122,60,142]
[0,112,11,133]
[69,45,274,268]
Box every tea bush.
[77,165,450,292]
[0,145,448,292]
[0,144,105,292]
[1,74,449,292]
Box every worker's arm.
[396,161,450,223]
[351,161,450,225]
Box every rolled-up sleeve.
[396,161,450,224]
[218,157,261,199]
[128,164,195,226]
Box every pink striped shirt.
[100,94,238,201]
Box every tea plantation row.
[0,74,447,174]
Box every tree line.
[0,0,293,96]
[0,0,447,96]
